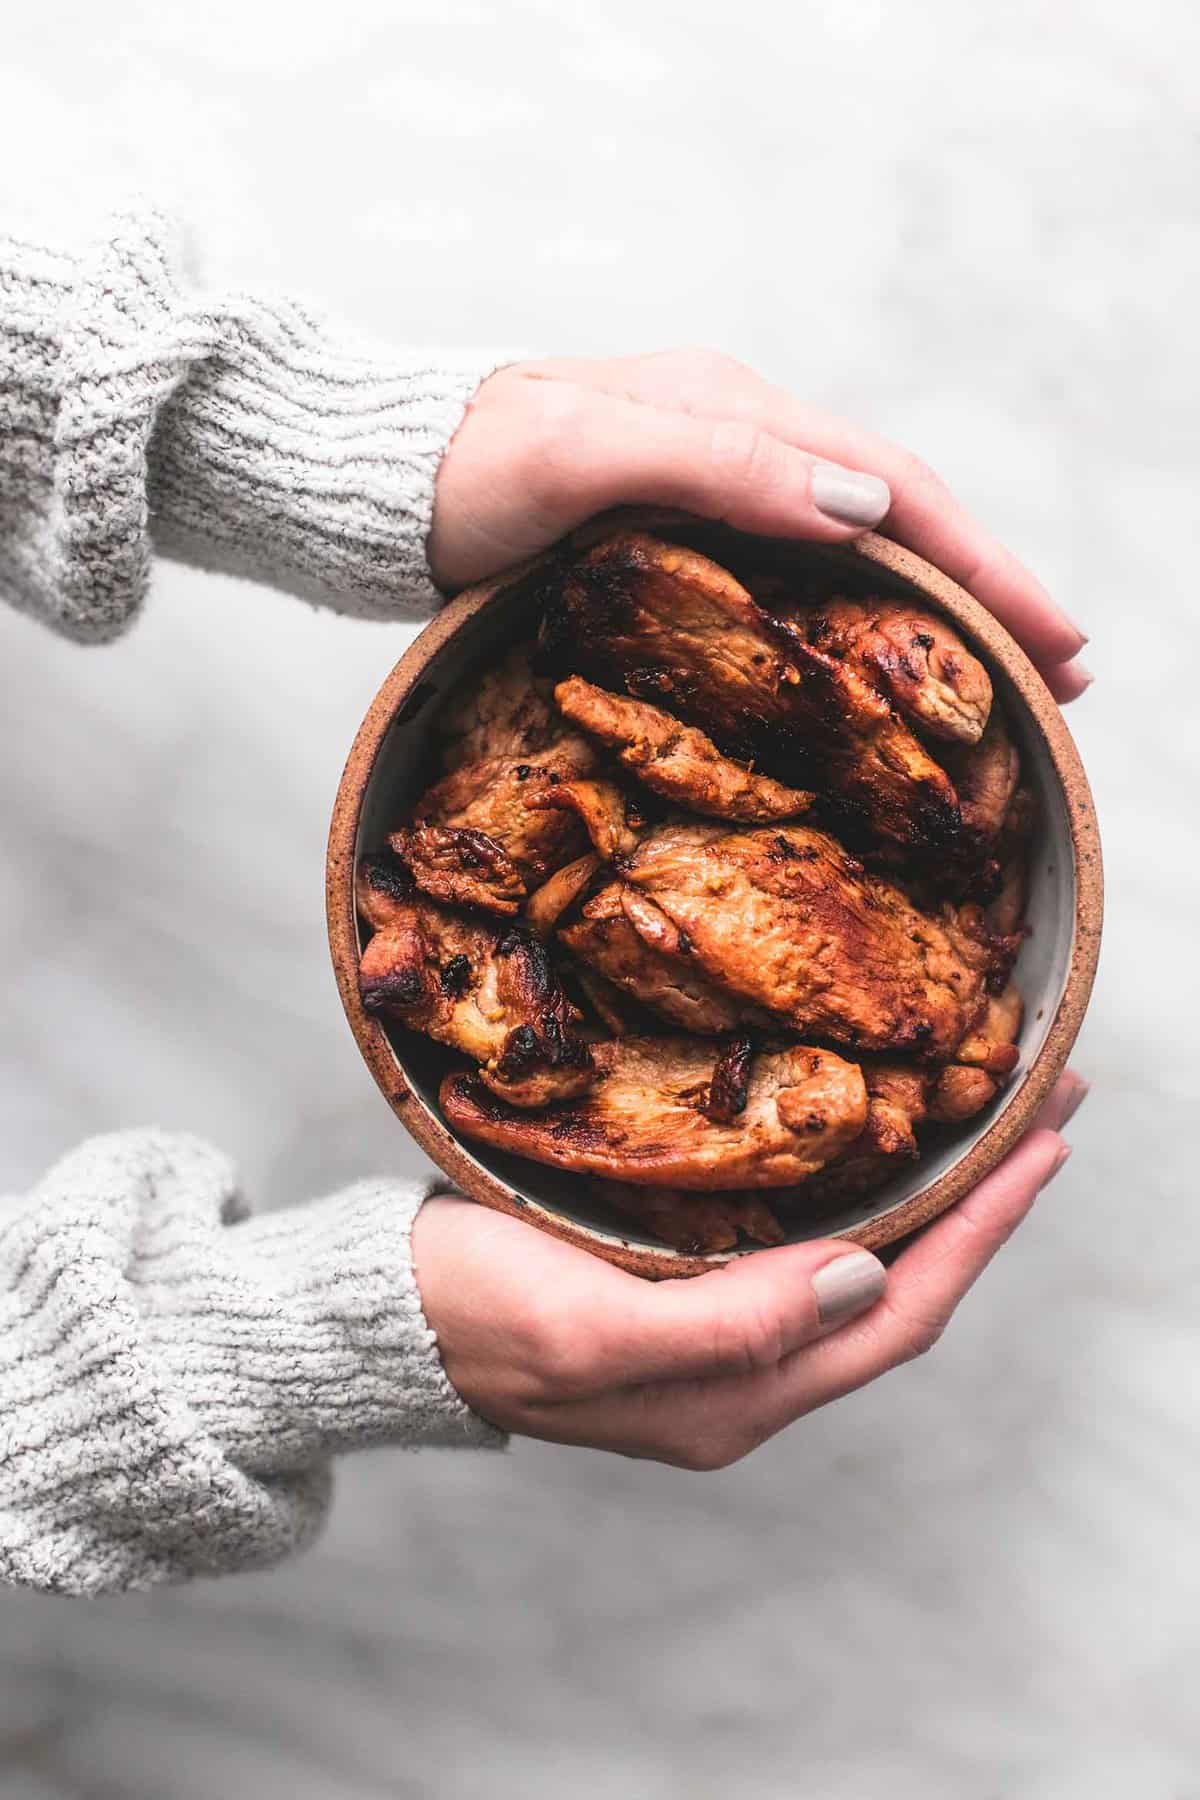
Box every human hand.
[412,1073,1086,1466]
[429,351,1090,702]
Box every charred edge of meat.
[360,966,424,1013]
[358,851,416,909]
[440,954,472,997]
[704,1035,755,1124]
[494,1015,594,1081]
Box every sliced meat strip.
[412,734,597,885]
[440,1037,868,1190]
[800,597,992,745]
[554,676,812,823]
[528,776,643,860]
[600,1183,785,1253]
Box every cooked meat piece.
[441,1037,868,1189]
[952,982,1023,1074]
[927,1064,1000,1123]
[941,707,1020,842]
[540,531,961,853]
[355,849,417,931]
[524,852,601,939]
[600,1183,785,1253]
[388,824,525,916]
[705,1034,755,1124]
[412,735,597,884]
[528,776,642,860]
[800,1059,926,1208]
[625,822,988,1057]
[358,899,593,1107]
[572,965,644,1037]
[800,598,992,745]
[436,644,559,770]
[554,676,812,822]
[559,881,758,1034]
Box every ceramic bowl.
[327,514,1102,1277]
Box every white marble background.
[2,2,1198,1795]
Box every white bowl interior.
[354,530,1077,1254]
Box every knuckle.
[895,1307,947,1364]
[709,418,777,491]
[664,1435,742,1473]
[710,1298,787,1376]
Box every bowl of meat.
[327,511,1102,1276]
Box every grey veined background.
[1,2,1197,1795]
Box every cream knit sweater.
[0,210,507,1596]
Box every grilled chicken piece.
[524,853,601,939]
[952,983,1023,1074]
[436,643,559,770]
[801,1060,927,1208]
[356,849,417,931]
[625,822,988,1058]
[528,776,643,860]
[601,1183,785,1253]
[559,882,758,1034]
[387,824,525,916]
[942,707,1020,842]
[410,735,597,887]
[358,898,593,1107]
[800,598,992,745]
[554,676,812,822]
[540,531,961,853]
[441,1037,868,1190]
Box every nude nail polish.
[812,1249,887,1326]
[1042,1143,1073,1188]
[810,462,891,527]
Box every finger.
[792,1127,1068,1408]
[591,1237,887,1388]
[1033,1069,1090,1134]
[1042,660,1094,705]
[565,355,1087,671]
[519,383,892,546]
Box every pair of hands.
[415,351,1092,1467]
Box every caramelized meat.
[705,1034,755,1124]
[441,1037,868,1190]
[524,852,601,939]
[358,898,593,1107]
[559,881,758,1034]
[952,983,1023,1074]
[801,1059,926,1207]
[388,824,525,916]
[554,676,812,823]
[436,644,559,770]
[625,822,988,1057]
[412,735,596,885]
[601,1183,785,1253]
[355,850,416,931]
[942,707,1020,842]
[801,598,992,745]
[540,531,961,853]
[528,776,643,860]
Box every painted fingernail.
[810,462,891,527]
[1072,662,1095,690]
[812,1249,887,1326]
[1042,1143,1073,1189]
[1061,1078,1090,1126]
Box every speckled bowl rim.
[327,523,1103,1278]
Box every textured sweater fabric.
[0,211,508,1595]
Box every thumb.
[604,1238,887,1388]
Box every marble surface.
[1,1,1198,1794]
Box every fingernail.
[810,462,891,527]
[1072,662,1095,690]
[1064,614,1090,647]
[1041,1143,1073,1189]
[812,1249,887,1326]
[1062,1077,1090,1127]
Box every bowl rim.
[326,522,1103,1277]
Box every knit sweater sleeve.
[0,207,501,639]
[0,1131,503,1595]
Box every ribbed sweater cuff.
[0,1131,503,1594]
